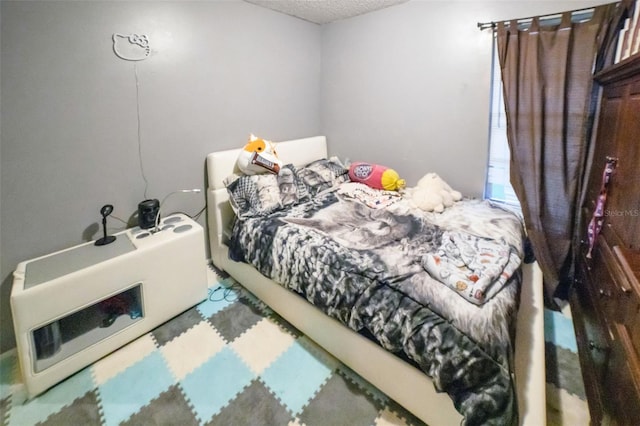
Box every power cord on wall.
[192,205,206,221]
[109,215,129,232]
[114,34,204,225]
[133,63,150,200]
[166,205,206,222]
[106,206,204,235]
[154,189,202,232]
[112,33,150,200]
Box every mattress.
[227,178,525,425]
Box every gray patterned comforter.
[228,190,524,425]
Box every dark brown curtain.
[496,3,621,306]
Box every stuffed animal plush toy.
[348,162,406,191]
[237,134,283,175]
[406,173,462,213]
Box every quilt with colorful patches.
[228,191,524,425]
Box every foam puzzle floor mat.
[1,276,424,426]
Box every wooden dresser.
[571,54,640,425]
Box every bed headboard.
[206,136,328,269]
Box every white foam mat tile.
[546,383,590,425]
[230,317,295,375]
[92,334,156,385]
[374,407,410,425]
[160,321,226,381]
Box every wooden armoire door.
[572,55,640,425]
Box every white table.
[10,214,209,398]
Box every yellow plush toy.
[237,134,283,175]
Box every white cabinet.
[10,214,208,398]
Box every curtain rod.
[477,7,595,31]
[477,22,495,31]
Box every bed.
[206,136,546,425]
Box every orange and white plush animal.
[237,134,283,175]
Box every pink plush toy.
[348,162,406,191]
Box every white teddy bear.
[406,172,462,213]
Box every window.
[484,38,519,206]
[484,10,596,207]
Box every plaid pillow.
[297,157,349,196]
[224,164,310,219]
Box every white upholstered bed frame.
[206,136,546,425]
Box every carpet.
[544,307,589,425]
[1,270,588,426]
[1,272,423,426]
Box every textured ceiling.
[243,0,410,25]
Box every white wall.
[0,0,616,353]
[320,0,615,196]
[0,0,322,352]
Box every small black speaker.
[138,199,160,229]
